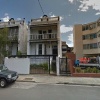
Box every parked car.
[0,64,18,88]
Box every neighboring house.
[62,41,67,57]
[62,41,73,57]
[73,18,100,59]
[27,15,62,60]
[0,18,28,56]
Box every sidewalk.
[17,74,100,86]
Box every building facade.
[73,18,100,59]
[0,18,28,56]
[27,15,62,59]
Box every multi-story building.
[27,15,62,59]
[73,18,100,59]
[0,18,28,55]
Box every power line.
[38,0,45,15]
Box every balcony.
[30,17,59,25]
[8,35,18,42]
[30,33,57,41]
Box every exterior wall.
[28,16,61,57]
[12,43,18,55]
[74,19,100,59]
[30,57,50,65]
[73,25,83,59]
[18,21,28,54]
[0,19,27,56]
[4,58,30,74]
[30,43,56,55]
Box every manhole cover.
[24,78,33,80]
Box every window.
[86,25,89,30]
[90,43,98,49]
[38,30,42,39]
[43,31,46,34]
[98,42,100,48]
[48,30,52,33]
[82,26,85,31]
[38,44,42,55]
[82,35,85,40]
[38,30,42,34]
[93,43,98,48]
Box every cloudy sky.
[0,0,100,47]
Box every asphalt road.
[0,82,100,100]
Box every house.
[0,18,28,56]
[27,15,62,61]
[73,18,100,59]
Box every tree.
[0,27,10,63]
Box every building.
[73,18,100,59]
[0,18,28,56]
[27,15,62,60]
[62,41,67,57]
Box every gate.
[59,57,67,75]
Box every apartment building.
[73,18,100,59]
[0,18,28,55]
[27,15,62,59]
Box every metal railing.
[30,33,57,40]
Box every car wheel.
[0,79,7,88]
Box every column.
[56,56,60,76]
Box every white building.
[0,18,28,55]
[27,15,62,60]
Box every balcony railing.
[8,35,18,41]
[30,33,57,40]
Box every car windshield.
[0,64,8,71]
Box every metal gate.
[59,57,67,75]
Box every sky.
[0,0,100,47]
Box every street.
[0,82,100,100]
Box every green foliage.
[0,27,10,63]
[51,61,56,72]
[84,67,93,73]
[75,67,100,73]
[30,63,48,71]
[75,67,82,73]
[17,51,22,56]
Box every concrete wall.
[18,22,28,54]
[4,58,30,74]
[73,25,83,59]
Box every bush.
[17,51,22,56]
[51,61,56,72]
[75,67,82,73]
[84,67,100,73]
[84,67,92,73]
[75,67,100,73]
[30,63,48,71]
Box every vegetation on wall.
[75,67,100,73]
[30,63,48,71]
[0,27,11,63]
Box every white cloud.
[17,18,21,20]
[1,13,10,22]
[49,12,64,21]
[68,14,71,16]
[68,0,74,3]
[69,0,100,12]
[95,12,100,15]
[67,34,73,47]
[78,0,100,12]
[67,43,73,47]
[60,24,73,33]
